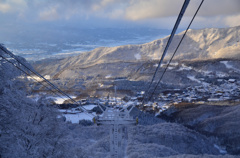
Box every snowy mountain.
[33,25,240,71]
[85,25,239,63]
[52,25,240,66]
[32,25,240,97]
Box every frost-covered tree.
[0,57,69,157]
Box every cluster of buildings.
[65,78,240,115]
[141,78,240,113]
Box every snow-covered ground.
[27,75,50,82]
[83,104,97,110]
[178,64,192,71]
[64,113,95,123]
[187,75,201,83]
[221,61,240,73]
[27,94,77,104]
[214,144,227,154]
[187,75,209,86]
[105,74,112,79]
[59,104,97,123]
[50,96,77,104]
[134,53,141,60]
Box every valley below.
[31,25,240,101]
[26,26,240,157]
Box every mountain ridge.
[37,25,240,69]
[76,25,240,62]
[32,25,240,96]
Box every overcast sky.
[0,0,240,30]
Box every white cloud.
[109,9,124,19]
[124,0,240,21]
[125,0,183,20]
[224,14,240,27]
[0,3,11,13]
[1,0,240,20]
[0,0,240,29]
[0,0,27,13]
[197,0,240,17]
[39,5,60,21]
[92,0,116,11]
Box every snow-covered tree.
[0,57,69,157]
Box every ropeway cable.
[0,52,93,117]
[0,46,93,116]
[138,0,205,124]
[147,0,204,101]
[141,0,190,106]
[0,54,69,104]
[0,55,94,118]
[1,46,77,105]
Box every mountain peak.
[63,25,240,67]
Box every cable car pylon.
[95,102,137,158]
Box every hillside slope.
[66,25,240,65]
[159,104,240,155]
[32,26,240,96]
[34,25,240,76]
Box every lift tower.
[96,105,136,158]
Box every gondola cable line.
[141,0,191,106]
[147,0,205,102]
[142,0,204,105]
[0,52,93,117]
[138,0,204,127]
[0,46,93,116]
[0,54,69,104]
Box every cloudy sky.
[0,0,240,30]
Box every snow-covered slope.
[145,25,240,60]
[34,25,240,72]
[72,25,240,64]
[31,26,240,95]
[104,25,238,62]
